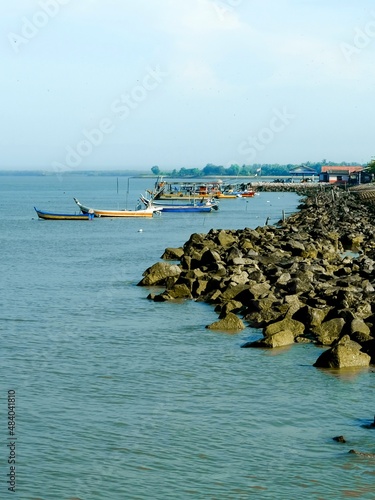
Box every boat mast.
[126,177,130,209]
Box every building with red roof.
[319,165,366,184]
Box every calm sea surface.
[0,174,374,500]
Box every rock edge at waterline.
[138,189,375,369]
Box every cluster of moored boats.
[34,178,256,220]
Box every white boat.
[73,198,161,218]
[139,195,218,213]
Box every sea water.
[0,174,374,500]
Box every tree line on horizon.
[151,160,365,177]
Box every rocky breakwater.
[253,181,324,194]
[138,189,375,369]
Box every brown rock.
[161,247,184,260]
[350,318,371,337]
[314,318,346,345]
[206,312,245,332]
[217,230,238,247]
[313,335,371,368]
[264,317,305,338]
[154,284,193,301]
[242,329,294,348]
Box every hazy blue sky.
[1,0,374,170]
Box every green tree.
[176,167,202,177]
[225,164,240,176]
[366,159,375,175]
[151,165,160,175]
[202,164,226,176]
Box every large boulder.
[313,335,371,368]
[293,305,331,330]
[264,317,305,338]
[314,318,345,345]
[243,330,295,348]
[161,247,184,260]
[244,296,284,327]
[206,312,245,332]
[282,238,306,256]
[217,300,243,318]
[283,276,314,295]
[138,262,181,286]
[283,295,304,317]
[350,318,371,337]
[154,283,193,301]
[217,230,238,248]
[192,279,209,297]
[227,270,249,286]
[221,284,251,302]
[200,249,223,268]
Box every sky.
[1,0,375,171]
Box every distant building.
[289,165,318,181]
[319,165,368,184]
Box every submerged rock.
[348,449,375,458]
[333,435,346,443]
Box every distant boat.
[139,194,218,212]
[73,198,160,218]
[34,207,94,220]
[150,177,226,200]
[235,190,256,198]
[149,176,253,200]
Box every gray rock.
[138,262,181,286]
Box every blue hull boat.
[34,207,94,220]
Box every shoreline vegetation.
[139,184,375,370]
[0,160,365,178]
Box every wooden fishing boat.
[150,177,225,200]
[34,207,94,220]
[216,192,238,199]
[139,195,218,213]
[73,198,160,218]
[235,190,256,198]
[149,177,249,200]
